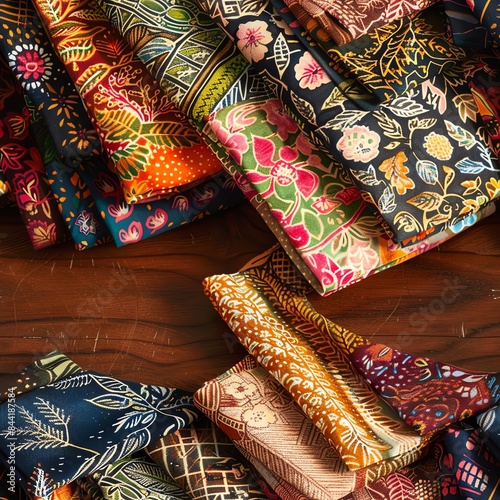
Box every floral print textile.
[0,52,67,250]
[0,0,101,166]
[32,0,224,204]
[207,97,496,295]
[78,154,243,247]
[198,0,500,243]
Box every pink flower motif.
[94,172,120,198]
[294,51,331,90]
[209,117,249,164]
[146,208,168,234]
[13,171,45,215]
[271,208,311,249]
[118,221,143,245]
[304,252,355,289]
[262,100,298,140]
[312,196,340,214]
[336,125,380,163]
[346,239,380,274]
[247,136,318,199]
[172,195,189,211]
[9,43,52,90]
[334,186,362,205]
[236,20,272,63]
[108,201,134,222]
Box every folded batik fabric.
[475,404,500,462]
[444,0,495,48]
[444,416,500,499]
[202,248,500,470]
[273,1,467,107]
[467,0,500,43]
[466,51,500,157]
[0,170,9,197]
[78,155,243,246]
[32,0,224,204]
[0,53,67,250]
[147,416,275,499]
[207,96,496,295]
[194,355,427,500]
[0,0,101,166]
[277,0,439,45]
[0,350,82,402]
[29,103,112,250]
[0,369,201,497]
[199,0,500,243]
[96,0,266,124]
[90,452,191,500]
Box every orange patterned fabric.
[194,355,426,500]
[32,0,222,204]
[203,249,424,471]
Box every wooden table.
[1,200,499,392]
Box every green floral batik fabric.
[198,0,500,243]
[206,97,496,295]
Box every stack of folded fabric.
[2,247,500,499]
[0,0,497,296]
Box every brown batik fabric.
[147,416,275,499]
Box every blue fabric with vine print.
[0,0,101,166]
[0,370,201,498]
[198,0,500,243]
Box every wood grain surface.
[0,200,499,392]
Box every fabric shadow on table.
[198,0,500,243]
[202,247,500,469]
[147,416,275,499]
[0,369,201,497]
[0,0,101,167]
[32,0,224,204]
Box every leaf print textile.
[90,451,191,500]
[194,355,428,500]
[0,0,101,167]
[32,0,223,204]
[147,416,274,499]
[203,248,425,471]
[95,0,256,122]
[0,350,82,402]
[198,0,500,242]
[78,154,244,247]
[0,52,67,250]
[0,370,201,498]
[207,97,495,296]
[29,101,112,250]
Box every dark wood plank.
[0,201,499,393]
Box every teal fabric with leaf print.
[0,370,201,498]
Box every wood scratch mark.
[370,293,404,338]
[93,328,100,352]
[461,322,466,338]
[92,258,95,267]
[69,253,74,269]
[51,262,56,275]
